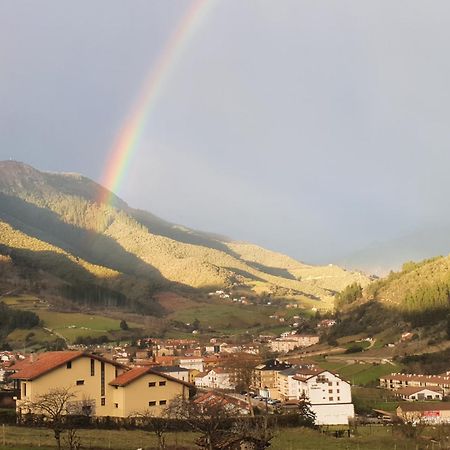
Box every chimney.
[30,353,35,363]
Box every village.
[2,324,450,430]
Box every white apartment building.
[293,370,354,425]
[178,357,204,373]
[194,368,235,390]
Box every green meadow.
[3,295,140,344]
[168,301,280,334]
[0,425,419,450]
[314,358,402,386]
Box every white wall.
[178,359,204,372]
[293,371,355,425]
[312,403,355,425]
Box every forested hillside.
[329,255,450,341]
[0,161,368,314]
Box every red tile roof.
[382,373,450,385]
[396,387,444,396]
[399,402,450,412]
[10,351,125,381]
[154,356,176,365]
[109,367,149,386]
[10,351,83,380]
[110,366,193,388]
[194,391,250,411]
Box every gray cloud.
[1,0,450,265]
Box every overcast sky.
[1,0,450,264]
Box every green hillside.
[327,255,450,348]
[0,161,368,312]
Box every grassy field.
[168,301,279,334]
[352,386,400,413]
[314,359,402,386]
[3,295,141,344]
[38,310,139,341]
[0,425,419,450]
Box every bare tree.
[24,387,76,450]
[223,356,258,394]
[222,355,259,417]
[168,394,234,450]
[220,417,274,450]
[64,427,81,450]
[132,408,170,450]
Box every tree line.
[0,301,40,338]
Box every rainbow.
[99,0,212,205]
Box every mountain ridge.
[0,160,369,312]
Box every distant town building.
[395,387,443,402]
[380,373,450,395]
[269,334,319,353]
[194,368,234,390]
[397,402,450,424]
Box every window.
[337,397,340,401]
[337,389,340,393]
[90,359,95,376]
[101,362,105,396]
[148,382,156,387]
[101,398,105,406]
[76,380,85,386]
[159,381,166,386]
[66,361,72,369]
[114,403,119,408]
[159,400,167,405]
[329,397,333,401]
[149,401,156,406]
[328,389,333,394]
[328,382,332,386]
[22,382,27,397]
[336,382,340,386]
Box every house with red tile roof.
[395,387,443,401]
[108,366,194,417]
[10,351,195,418]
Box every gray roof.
[152,365,189,373]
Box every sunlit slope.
[0,220,154,304]
[367,256,450,308]
[0,161,369,304]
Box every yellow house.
[11,351,194,418]
[109,366,193,417]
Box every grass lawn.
[168,301,278,334]
[352,386,400,413]
[4,295,141,343]
[36,310,136,341]
[0,425,418,450]
[315,360,402,386]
